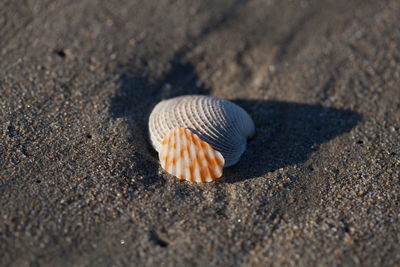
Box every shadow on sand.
[110,57,361,185]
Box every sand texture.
[1,0,399,266]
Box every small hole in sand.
[149,230,168,247]
[55,49,66,58]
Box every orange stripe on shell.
[159,128,225,182]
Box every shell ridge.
[198,97,234,152]
[207,107,242,163]
[190,97,217,145]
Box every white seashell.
[148,95,255,168]
[159,128,225,182]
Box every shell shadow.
[224,100,361,183]
[109,57,361,185]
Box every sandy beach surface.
[1,0,399,266]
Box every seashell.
[159,128,225,182]
[148,95,255,179]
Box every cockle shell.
[160,128,225,182]
[148,95,255,171]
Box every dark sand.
[1,0,399,266]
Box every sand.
[1,0,399,266]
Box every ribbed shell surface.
[160,128,225,182]
[148,95,255,167]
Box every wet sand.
[1,0,399,266]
